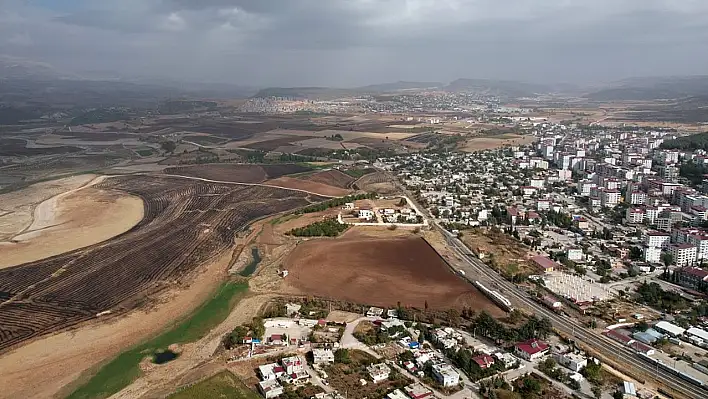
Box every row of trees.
[300,193,377,213]
[286,218,349,237]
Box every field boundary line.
[152,173,339,198]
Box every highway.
[440,228,705,399]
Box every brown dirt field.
[0,250,233,399]
[265,176,351,197]
[302,169,355,189]
[283,235,503,313]
[460,134,537,152]
[164,164,268,183]
[0,187,144,269]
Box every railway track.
[442,229,704,399]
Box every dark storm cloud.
[1,0,708,86]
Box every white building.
[312,348,335,365]
[431,363,460,387]
[601,190,621,208]
[282,355,305,374]
[628,191,647,205]
[553,352,588,373]
[367,363,391,383]
[567,248,584,261]
[626,208,645,224]
[668,244,698,267]
[645,232,670,249]
[643,246,662,264]
[258,380,284,399]
[358,209,374,221]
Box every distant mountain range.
[584,76,708,101]
[4,55,708,104]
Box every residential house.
[472,354,496,369]
[514,338,549,361]
[431,363,460,387]
[404,383,434,399]
[258,379,284,399]
[312,348,335,365]
[553,352,588,372]
[367,363,391,383]
[281,355,305,374]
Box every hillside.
[660,131,708,151]
[585,76,708,101]
[445,78,552,97]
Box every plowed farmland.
[163,163,311,184]
[301,169,355,189]
[284,236,504,316]
[0,175,324,352]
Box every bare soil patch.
[0,187,144,268]
[0,174,97,242]
[284,235,502,313]
[302,169,355,189]
[265,177,351,197]
[164,164,268,183]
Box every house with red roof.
[514,338,549,361]
[472,354,496,369]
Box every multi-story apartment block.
[628,191,647,205]
[645,231,670,248]
[600,190,621,208]
[668,244,698,267]
[626,208,645,224]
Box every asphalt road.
[440,228,706,399]
[387,170,704,398]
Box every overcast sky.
[1,0,707,87]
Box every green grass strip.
[168,370,259,399]
[67,281,249,399]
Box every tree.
[161,140,177,153]
[591,386,602,399]
[661,252,674,267]
[612,390,624,399]
[334,348,351,364]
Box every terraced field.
[0,175,324,352]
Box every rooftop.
[515,338,549,355]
